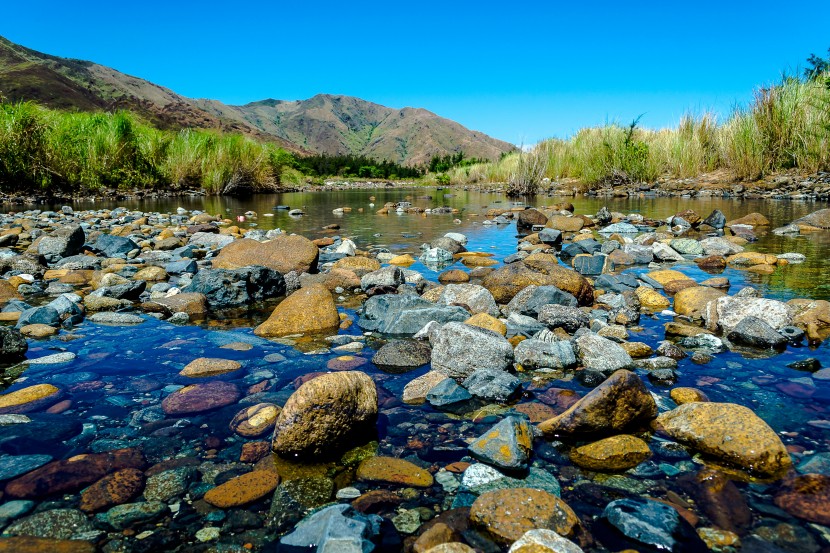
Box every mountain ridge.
[0,36,516,166]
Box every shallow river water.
[2,189,830,552]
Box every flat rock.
[79,468,144,513]
[161,381,241,415]
[775,474,830,525]
[372,340,431,370]
[0,384,63,415]
[204,470,280,508]
[212,235,319,273]
[179,357,242,378]
[470,488,581,544]
[356,456,434,488]
[229,403,280,438]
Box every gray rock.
[594,274,640,293]
[431,236,465,254]
[469,416,533,471]
[431,321,515,380]
[669,238,703,255]
[4,508,94,540]
[183,266,285,308]
[703,209,727,229]
[572,254,607,276]
[279,504,382,553]
[699,237,745,256]
[600,222,640,234]
[635,356,679,371]
[678,333,726,353]
[506,285,578,318]
[15,306,60,328]
[506,313,547,337]
[95,233,139,258]
[726,316,788,349]
[622,244,654,264]
[603,497,704,552]
[371,340,431,370]
[537,228,562,245]
[100,501,167,530]
[143,467,196,502]
[358,294,468,335]
[652,242,685,262]
[188,232,234,249]
[514,339,576,370]
[537,304,590,333]
[427,378,473,410]
[437,283,499,316]
[164,259,198,275]
[0,454,52,481]
[463,369,522,402]
[0,500,35,524]
[37,224,85,260]
[575,333,633,372]
[89,280,146,301]
[705,296,794,332]
[88,312,145,325]
[360,266,405,290]
[0,327,28,361]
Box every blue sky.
[3,1,829,145]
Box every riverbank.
[0,197,828,551]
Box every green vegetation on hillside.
[450,69,830,195]
[0,102,425,194]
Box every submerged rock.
[279,504,382,553]
[161,381,241,416]
[603,497,704,552]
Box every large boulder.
[654,402,792,477]
[271,371,377,458]
[357,294,468,335]
[437,284,499,316]
[212,235,319,274]
[254,284,339,337]
[673,286,725,319]
[726,316,788,349]
[705,295,794,332]
[517,208,548,230]
[793,208,830,229]
[183,266,285,308]
[538,370,656,438]
[431,321,514,380]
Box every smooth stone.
[470,488,580,544]
[0,385,63,415]
[161,381,241,415]
[88,312,144,325]
[372,340,431,370]
[100,501,167,530]
[357,456,433,488]
[79,468,144,513]
[574,333,632,373]
[230,403,280,438]
[403,371,448,405]
[3,508,93,540]
[775,474,830,525]
[508,529,584,553]
[603,497,704,552]
[179,357,242,378]
[279,504,382,553]
[204,470,280,508]
[514,339,577,370]
[569,435,651,472]
[254,284,340,337]
[463,369,522,402]
[0,454,53,481]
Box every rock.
[79,468,144,513]
[726,316,788,349]
[0,384,63,415]
[427,378,473,410]
[358,294,469,335]
[272,371,377,458]
[4,508,93,540]
[37,225,85,260]
[600,222,639,234]
[95,233,139,257]
[204,470,280,507]
[213,235,319,273]
[161,381,240,415]
[0,327,27,361]
[603,497,703,552]
[101,501,167,530]
[703,209,727,229]
[463,369,522,402]
[700,237,744,256]
[437,284,499,316]
[728,212,769,227]
[20,324,58,339]
[465,313,507,335]
[538,305,590,333]
[670,387,709,404]
[230,403,280,438]
[674,286,725,319]
[514,339,576,370]
[424,544,475,553]
[0,455,52,481]
[179,357,242,378]
[0,537,95,553]
[255,284,339,337]
[5,448,145,499]
[357,456,433,487]
[669,238,703,255]
[183,266,285,308]
[508,529,584,553]
[569,435,651,472]
[143,466,194,501]
[574,333,632,373]
[361,266,405,289]
[506,285,578,318]
[470,488,581,544]
[88,312,144,325]
[403,371,448,405]
[431,322,514,380]
[517,208,548,229]
[332,256,381,276]
[538,228,563,246]
[547,215,583,232]
[705,296,794,332]
[15,306,60,329]
[538,370,657,438]
[372,340,431,370]
[438,269,470,284]
[279,504,382,553]
[775,474,830,525]
[469,416,533,471]
[635,287,670,311]
[678,469,751,534]
[654,402,792,477]
[483,263,593,305]
[149,292,207,317]
[793,208,830,229]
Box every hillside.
[0,36,515,166]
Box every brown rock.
[19,324,58,339]
[695,255,727,271]
[465,313,507,336]
[272,371,377,458]
[5,448,146,499]
[569,434,651,472]
[161,381,240,415]
[79,468,144,513]
[149,292,208,317]
[679,469,752,533]
[646,269,690,286]
[482,262,592,305]
[670,387,709,404]
[0,537,95,553]
[333,256,381,276]
[387,254,416,266]
[663,279,700,295]
[461,256,498,268]
[727,212,769,227]
[674,287,725,319]
[414,522,461,553]
[0,280,22,304]
[133,266,168,281]
[351,489,403,514]
[229,403,280,438]
[622,342,653,358]
[299,268,361,291]
[538,370,657,439]
[635,287,669,311]
[203,470,280,508]
[438,269,470,284]
[470,488,581,544]
[179,357,241,378]
[517,208,549,229]
[254,284,339,337]
[664,321,714,337]
[356,456,433,488]
[213,234,319,273]
[726,252,778,266]
[240,441,272,463]
[546,215,584,232]
[403,371,448,405]
[654,402,792,477]
[775,473,830,525]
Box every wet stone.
[204,470,280,508]
[4,508,94,540]
[99,501,167,530]
[357,456,434,488]
[602,497,704,552]
[470,488,580,544]
[468,416,534,471]
[79,468,144,513]
[0,454,52,481]
[161,381,241,415]
[143,466,196,502]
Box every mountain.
[0,36,516,165]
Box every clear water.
[4,189,830,551]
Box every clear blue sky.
[3,1,829,145]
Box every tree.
[805,48,830,81]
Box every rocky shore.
[0,200,827,551]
